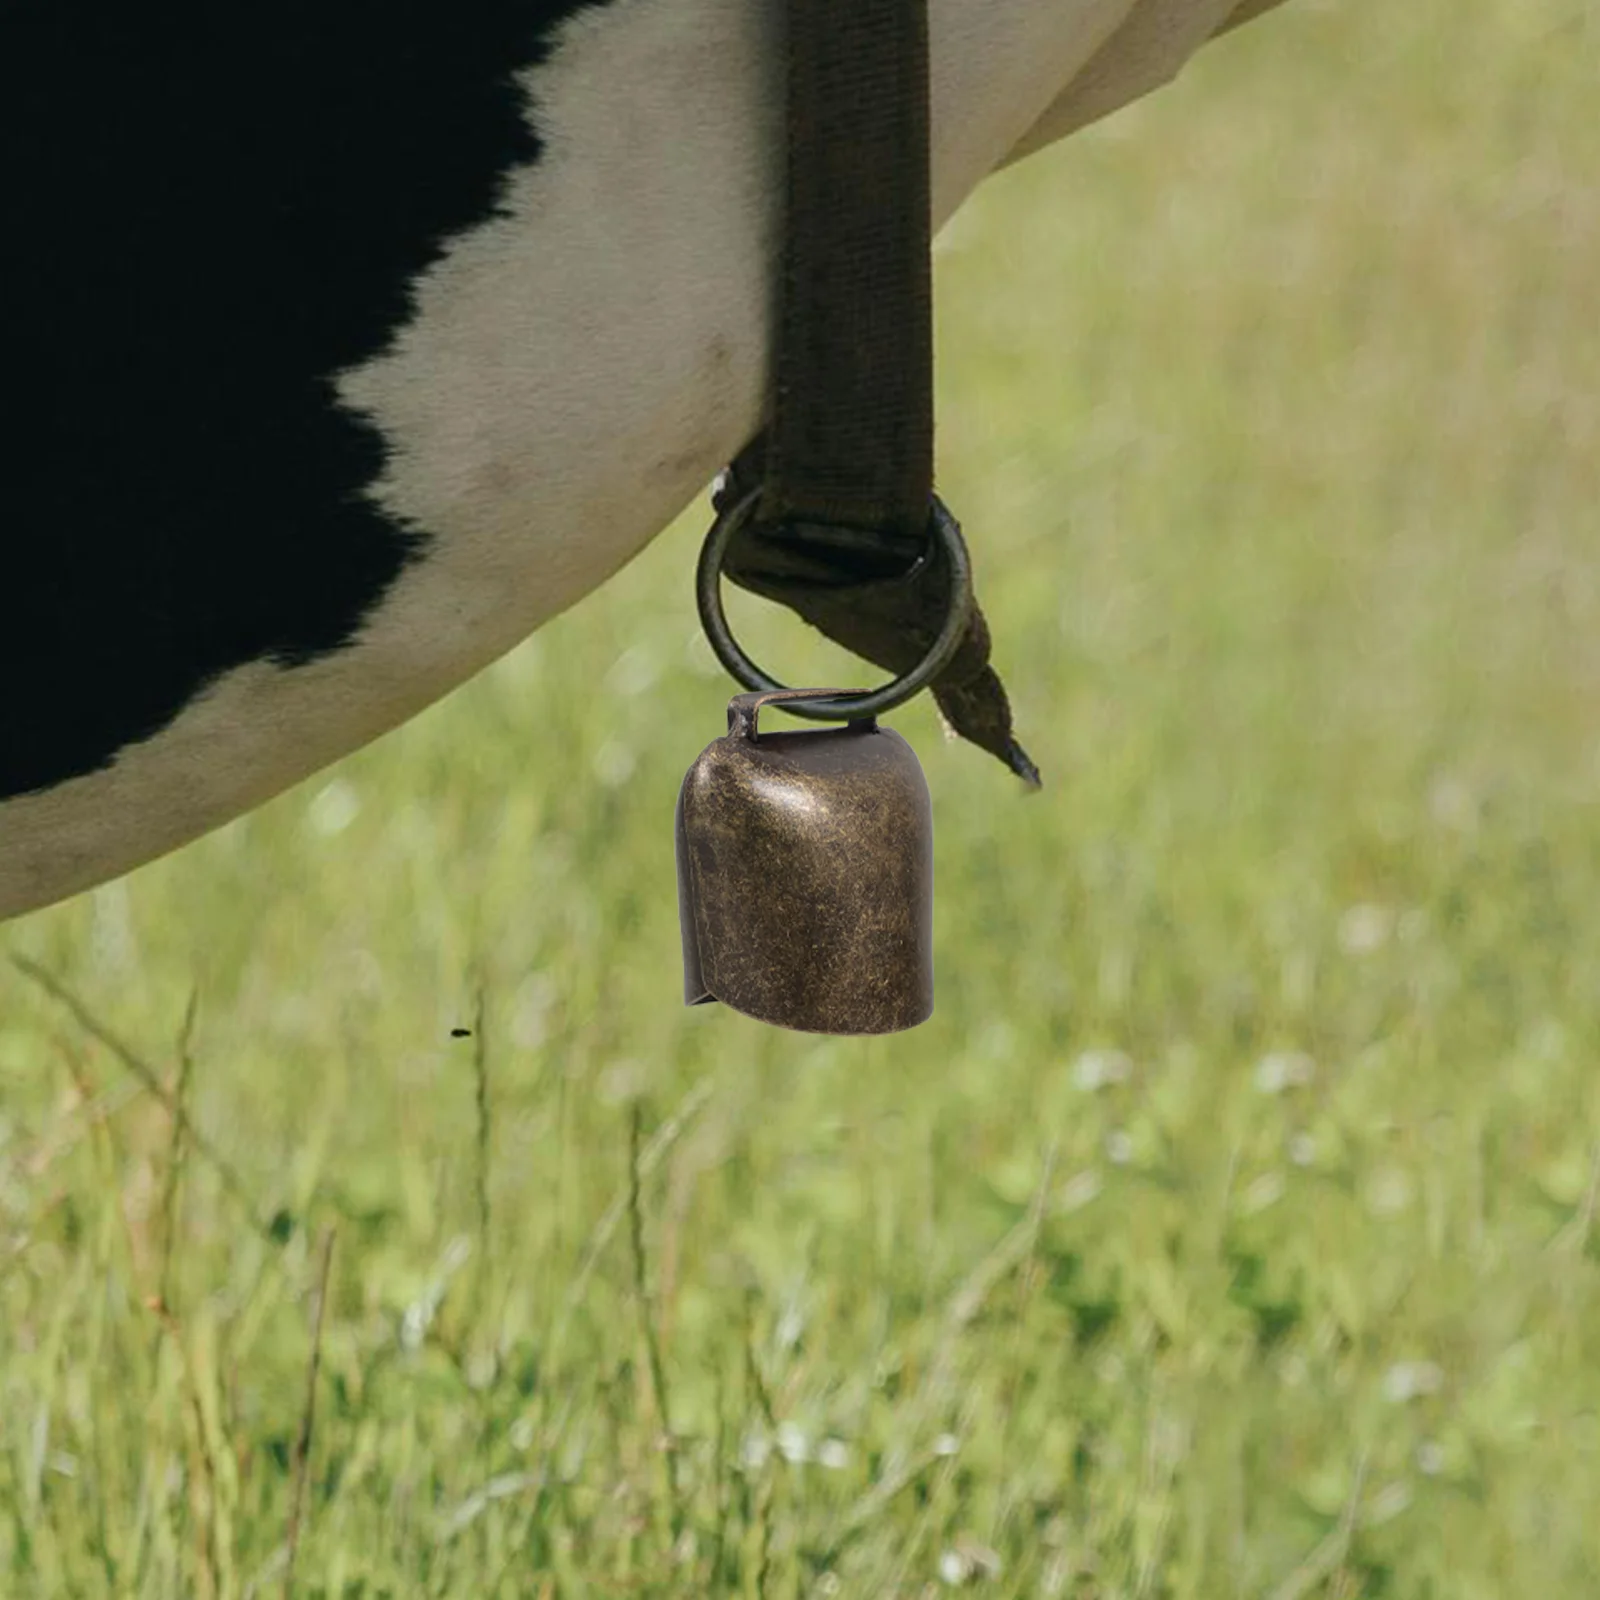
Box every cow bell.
[676,689,933,1034]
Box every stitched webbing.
[760,0,933,541]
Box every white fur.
[1,0,1251,920]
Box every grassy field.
[5,2,1600,1593]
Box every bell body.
[676,692,933,1034]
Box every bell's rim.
[692,981,933,1035]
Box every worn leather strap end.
[714,466,1041,787]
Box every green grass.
[6,2,1600,1593]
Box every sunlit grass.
[5,2,1600,1593]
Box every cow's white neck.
[1,0,1234,920]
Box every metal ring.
[696,487,973,721]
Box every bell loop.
[725,688,877,741]
[695,485,973,723]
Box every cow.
[0,0,1286,923]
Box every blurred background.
[4,1,1599,1593]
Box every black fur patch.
[0,1,598,799]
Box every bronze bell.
[676,690,934,1034]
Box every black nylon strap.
[761,0,933,540]
[709,0,1040,785]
